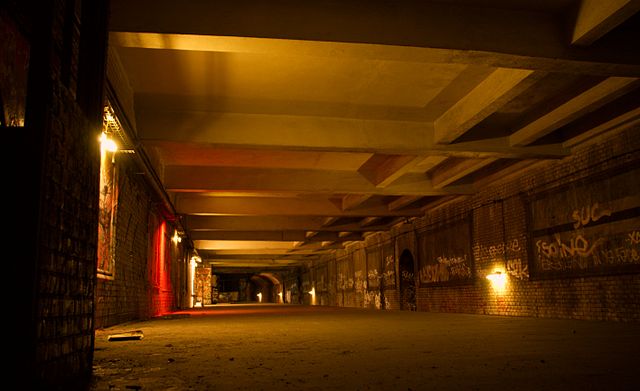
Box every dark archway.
[399,249,417,311]
[250,275,275,303]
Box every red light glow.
[150,219,173,316]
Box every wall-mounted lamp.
[308,287,316,305]
[486,271,507,292]
[277,291,283,303]
[257,292,263,303]
[172,230,182,245]
[100,132,118,153]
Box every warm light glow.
[486,271,507,292]
[188,256,197,308]
[257,292,263,303]
[151,220,172,316]
[100,132,118,153]
[172,229,182,244]
[277,291,283,303]
[308,287,316,305]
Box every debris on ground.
[107,330,144,342]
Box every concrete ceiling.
[108,0,640,269]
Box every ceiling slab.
[110,1,640,74]
[107,0,640,270]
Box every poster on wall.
[97,142,118,278]
[418,215,474,286]
[528,166,640,278]
[0,10,30,128]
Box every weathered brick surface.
[307,127,640,321]
[95,156,153,328]
[24,0,107,386]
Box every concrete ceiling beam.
[434,68,539,144]
[175,195,423,217]
[341,194,373,211]
[188,230,363,242]
[431,158,499,189]
[509,77,638,146]
[388,196,424,212]
[571,0,640,46]
[358,154,423,188]
[563,106,640,148]
[142,115,571,157]
[185,215,392,232]
[164,166,474,196]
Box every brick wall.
[306,127,640,321]
[94,142,188,326]
[11,0,109,387]
[95,155,151,327]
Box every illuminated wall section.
[96,108,120,279]
[149,216,173,316]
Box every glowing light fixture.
[100,132,118,153]
[486,271,507,292]
[172,230,182,245]
[277,291,283,303]
[257,292,263,303]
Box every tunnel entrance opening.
[250,274,275,303]
[399,249,417,311]
[213,273,282,303]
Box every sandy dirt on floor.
[91,304,640,390]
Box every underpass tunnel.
[13,0,640,388]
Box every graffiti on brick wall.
[530,167,640,277]
[481,239,521,259]
[480,238,529,280]
[337,255,354,291]
[535,235,604,261]
[571,203,611,229]
[355,270,367,292]
[364,291,390,309]
[383,254,396,287]
[367,269,380,288]
[366,245,395,289]
[505,258,528,280]
[367,267,395,290]
[418,216,474,285]
[337,273,354,291]
[419,255,471,283]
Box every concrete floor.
[91,304,640,390]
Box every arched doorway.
[399,249,417,311]
[257,273,283,303]
[249,275,274,303]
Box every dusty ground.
[92,304,640,390]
